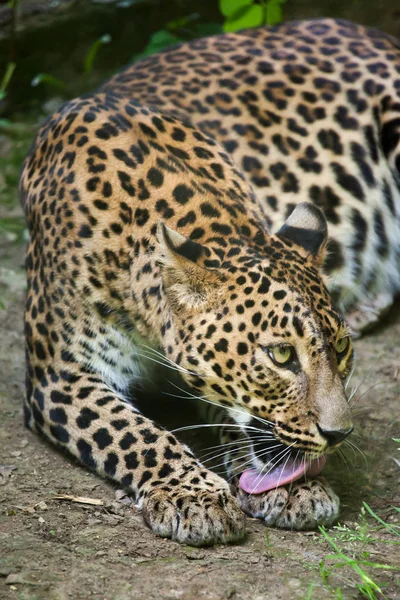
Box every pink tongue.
[239,456,326,494]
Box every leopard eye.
[335,336,350,357]
[267,345,296,367]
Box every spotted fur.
[21,19,400,545]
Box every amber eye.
[267,345,296,367]
[335,336,350,357]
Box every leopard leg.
[24,321,245,547]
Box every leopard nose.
[317,425,354,447]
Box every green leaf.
[166,12,199,32]
[219,0,252,18]
[133,30,181,61]
[84,34,112,76]
[149,30,181,48]
[31,73,66,90]
[362,502,400,537]
[192,23,223,37]
[266,2,282,25]
[0,62,16,97]
[223,4,263,32]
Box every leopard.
[20,18,400,546]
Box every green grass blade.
[362,502,400,537]
[84,34,112,75]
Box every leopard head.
[157,203,354,488]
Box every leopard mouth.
[238,424,326,494]
[239,454,326,495]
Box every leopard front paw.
[236,476,339,530]
[142,483,246,546]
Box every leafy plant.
[31,73,66,91]
[84,33,112,75]
[219,0,286,32]
[305,503,400,599]
[0,216,28,244]
[318,525,398,600]
[133,13,222,61]
[0,62,16,102]
[329,510,373,551]
[31,33,113,93]
[362,502,400,539]
[134,29,182,60]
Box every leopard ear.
[157,222,221,310]
[276,203,328,265]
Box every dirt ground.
[0,125,400,600]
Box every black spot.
[94,199,109,210]
[330,163,365,201]
[104,452,119,477]
[110,222,123,235]
[50,390,72,405]
[383,180,396,216]
[140,428,158,444]
[111,419,129,430]
[317,128,343,154]
[125,451,139,470]
[292,317,304,337]
[200,203,220,218]
[147,167,164,187]
[173,184,194,205]
[134,208,149,227]
[33,388,45,410]
[77,438,96,468]
[32,404,44,427]
[205,324,216,339]
[77,386,95,400]
[113,148,135,168]
[373,208,389,257]
[237,342,248,355]
[171,127,186,142]
[177,211,196,228]
[117,170,135,197]
[350,142,375,187]
[78,224,93,239]
[273,290,287,300]
[215,338,228,352]
[76,407,100,429]
[143,448,157,468]
[176,239,204,263]
[60,350,76,364]
[334,105,358,130]
[138,471,152,488]
[351,208,368,251]
[309,185,340,225]
[121,473,133,487]
[158,463,174,478]
[119,432,137,450]
[258,277,270,294]
[50,424,70,443]
[34,341,46,360]
[93,427,113,449]
[49,407,67,424]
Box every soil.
[0,123,399,600]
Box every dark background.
[1,0,400,114]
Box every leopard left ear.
[157,222,222,310]
[276,203,328,265]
